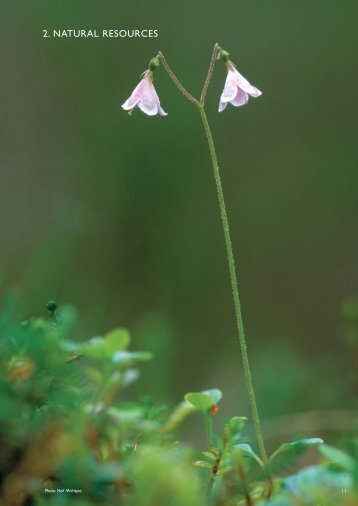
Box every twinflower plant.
[122,43,271,484]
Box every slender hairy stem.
[204,412,214,447]
[200,43,220,105]
[157,52,199,106]
[198,106,269,473]
[158,51,271,487]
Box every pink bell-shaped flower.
[219,63,262,112]
[122,70,167,116]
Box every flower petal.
[220,70,239,103]
[148,80,167,116]
[232,67,262,97]
[122,79,146,110]
[218,100,228,112]
[231,88,249,107]
[138,98,159,115]
[139,79,161,115]
[123,73,167,116]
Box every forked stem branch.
[157,52,199,106]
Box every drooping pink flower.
[122,70,167,116]
[219,63,262,112]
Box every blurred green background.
[1,1,357,445]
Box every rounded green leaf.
[184,393,212,412]
[184,389,222,412]
[104,328,131,353]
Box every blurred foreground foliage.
[0,301,357,506]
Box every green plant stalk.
[204,412,214,448]
[157,49,271,482]
[198,105,269,470]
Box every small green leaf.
[234,443,263,466]
[112,350,152,366]
[104,328,130,353]
[223,416,247,445]
[184,389,222,412]
[194,461,212,469]
[270,438,323,473]
[271,438,323,461]
[319,444,355,472]
[62,330,131,361]
[202,451,217,461]
[184,393,212,412]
